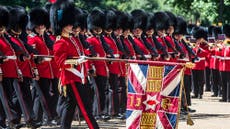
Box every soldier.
[173,16,196,113]
[131,9,156,60]
[152,12,172,61]
[0,5,26,129]
[27,7,54,124]
[86,8,114,120]
[192,28,210,99]
[7,6,41,128]
[50,0,99,128]
[219,24,230,102]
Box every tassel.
[187,113,194,125]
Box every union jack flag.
[126,63,184,129]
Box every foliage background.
[0,0,229,26]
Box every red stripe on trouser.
[70,82,94,129]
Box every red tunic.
[54,36,87,85]
[27,33,54,79]
[133,37,151,59]
[104,35,121,75]
[86,36,108,76]
[221,44,230,71]
[192,44,209,70]
[10,36,33,78]
[0,36,18,78]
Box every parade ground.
[34,91,230,129]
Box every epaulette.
[56,35,61,42]
[28,32,37,38]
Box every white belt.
[113,54,120,58]
[43,57,52,61]
[219,57,230,60]
[137,54,152,59]
[177,58,190,62]
[66,66,85,84]
[6,56,17,60]
[199,57,206,60]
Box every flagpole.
[176,67,185,129]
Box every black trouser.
[0,102,6,126]
[212,69,221,96]
[18,77,35,122]
[204,67,212,91]
[49,78,59,119]
[33,78,52,122]
[192,70,205,97]
[60,82,99,129]
[95,75,108,114]
[118,76,127,114]
[183,75,192,106]
[109,73,119,115]
[2,78,21,124]
[220,71,230,101]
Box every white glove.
[76,56,87,64]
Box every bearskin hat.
[8,6,28,31]
[152,11,169,31]
[28,7,50,29]
[73,7,83,28]
[165,11,177,28]
[223,24,230,37]
[77,10,88,29]
[208,25,215,36]
[131,9,147,30]
[87,8,105,31]
[104,10,117,30]
[0,6,9,28]
[174,16,187,35]
[50,0,76,35]
[193,27,208,40]
[146,13,154,30]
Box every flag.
[126,63,184,129]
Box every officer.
[50,0,99,128]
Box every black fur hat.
[73,7,83,28]
[152,11,169,31]
[50,0,76,35]
[131,9,147,30]
[0,6,9,28]
[174,16,187,35]
[193,28,208,40]
[78,10,88,29]
[223,24,230,37]
[114,10,125,30]
[8,6,28,31]
[87,8,105,31]
[146,13,154,30]
[28,7,50,29]
[165,11,177,28]
[104,10,117,30]
[213,26,222,38]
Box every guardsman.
[192,28,210,99]
[0,5,26,129]
[7,6,41,128]
[102,10,121,117]
[173,16,196,113]
[50,0,99,128]
[27,7,54,124]
[152,11,171,61]
[219,24,230,102]
[131,9,156,60]
[86,8,114,120]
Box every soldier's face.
[133,28,143,37]
[92,27,102,35]
[0,26,5,34]
[104,29,113,35]
[146,29,154,36]
[157,30,165,37]
[63,25,73,34]
[35,25,46,35]
[167,26,174,34]
[174,34,183,40]
[73,27,81,35]
[123,29,130,37]
[114,28,123,36]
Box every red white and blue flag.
[126,63,184,129]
